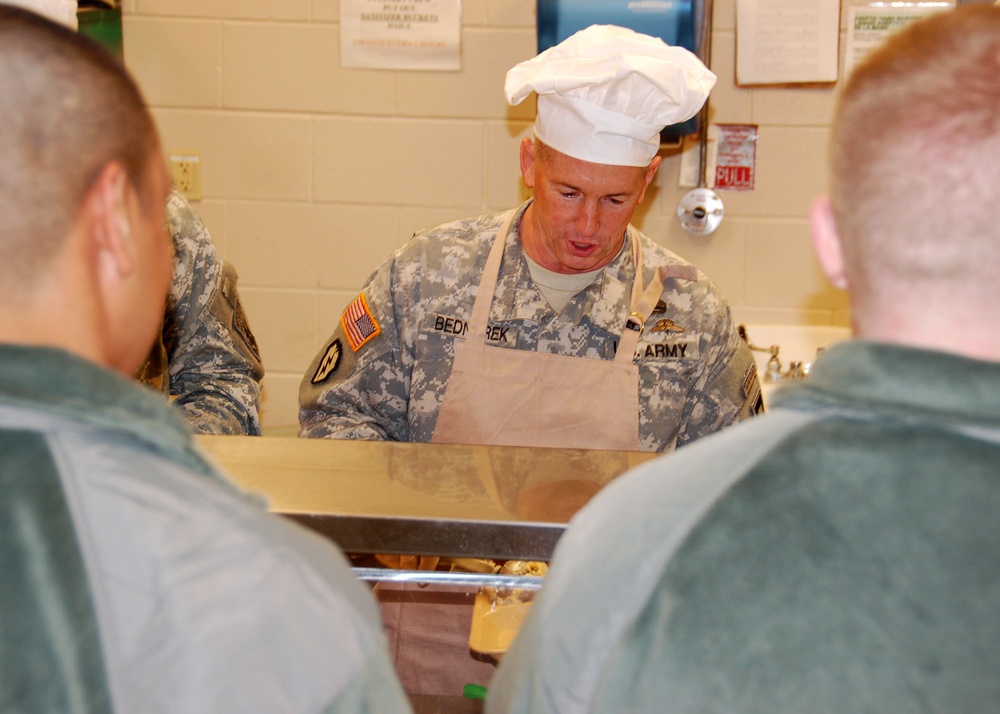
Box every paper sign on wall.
[844,5,950,77]
[736,0,840,85]
[341,0,461,71]
[679,124,758,191]
[714,124,758,191]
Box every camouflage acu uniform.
[138,190,264,435]
[300,202,761,452]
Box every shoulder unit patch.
[312,339,342,384]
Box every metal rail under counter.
[195,436,656,565]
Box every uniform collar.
[492,201,636,336]
[774,340,1000,427]
[0,344,222,480]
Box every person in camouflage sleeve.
[301,204,760,451]
[137,190,265,435]
[0,9,411,711]
[300,26,761,454]
[299,26,764,698]
[489,9,1000,712]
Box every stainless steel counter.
[195,436,655,562]
[197,436,654,707]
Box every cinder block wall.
[121,0,850,431]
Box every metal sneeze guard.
[195,435,655,585]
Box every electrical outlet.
[169,151,203,201]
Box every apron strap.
[616,233,666,363]
[463,210,517,343]
[467,214,665,365]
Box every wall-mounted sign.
[736,0,840,85]
[341,0,461,71]
[679,124,757,192]
[714,124,757,191]
[845,4,951,77]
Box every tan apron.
[432,209,665,451]
[378,213,667,699]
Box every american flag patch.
[341,293,381,352]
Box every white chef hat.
[2,0,78,29]
[505,24,716,167]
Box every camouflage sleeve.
[162,190,265,436]
[298,256,412,442]
[675,282,764,447]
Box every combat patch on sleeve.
[308,336,359,387]
[230,292,262,363]
[214,262,263,371]
[312,338,342,384]
[743,362,764,414]
[341,293,381,352]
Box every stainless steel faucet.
[737,325,783,383]
[738,326,828,383]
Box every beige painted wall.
[121,0,851,431]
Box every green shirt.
[0,344,410,714]
[490,340,1000,713]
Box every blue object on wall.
[536,0,703,140]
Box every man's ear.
[637,155,662,204]
[809,194,848,290]
[86,162,136,279]
[519,137,537,189]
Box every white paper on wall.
[340,0,462,71]
[714,124,758,191]
[844,3,953,77]
[736,0,840,85]
[680,125,759,191]
[4,0,78,29]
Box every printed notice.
[844,5,949,77]
[736,0,840,85]
[341,0,461,71]
[678,125,758,191]
[714,125,758,191]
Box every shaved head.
[829,6,1000,311]
[0,6,158,297]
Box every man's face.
[519,138,660,274]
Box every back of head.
[830,6,1000,308]
[0,6,157,299]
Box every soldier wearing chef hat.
[301,24,762,696]
[490,6,1000,713]
[302,24,761,455]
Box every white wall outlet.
[169,151,203,201]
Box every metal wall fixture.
[677,0,724,236]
